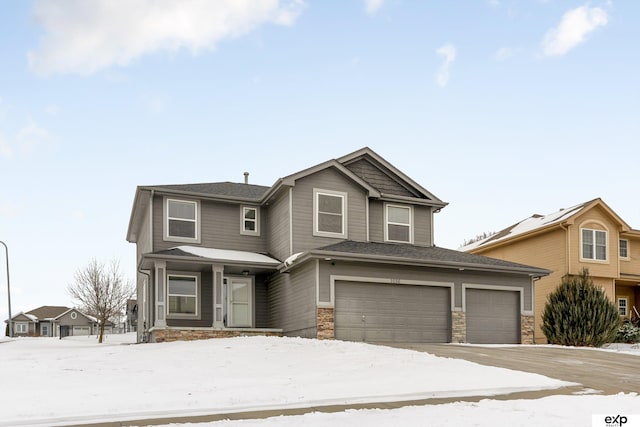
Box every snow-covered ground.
[0,334,637,427]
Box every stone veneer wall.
[316,307,335,340]
[151,329,281,343]
[451,311,466,343]
[521,315,535,344]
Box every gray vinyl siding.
[318,261,533,312]
[254,275,269,328]
[266,189,291,261]
[344,158,418,198]
[413,205,433,246]
[291,168,367,254]
[167,271,213,328]
[267,260,317,337]
[369,201,384,242]
[153,196,268,253]
[58,311,94,327]
[369,201,433,246]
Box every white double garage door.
[334,280,521,344]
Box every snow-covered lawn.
[0,335,575,426]
[160,394,640,427]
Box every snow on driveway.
[0,335,573,426]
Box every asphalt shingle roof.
[316,240,550,274]
[147,182,271,200]
[26,306,70,320]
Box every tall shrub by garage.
[542,269,620,347]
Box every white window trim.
[620,239,630,260]
[240,206,260,236]
[384,203,413,244]
[580,227,608,263]
[15,322,28,333]
[163,197,201,243]
[313,189,347,239]
[70,311,77,320]
[41,324,49,336]
[166,272,201,320]
[618,297,628,317]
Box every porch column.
[155,261,167,328]
[212,264,224,328]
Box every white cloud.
[45,104,61,115]
[365,0,384,15]
[17,120,50,154]
[542,5,608,56]
[435,43,456,87]
[0,133,13,159]
[28,0,306,76]
[494,47,521,60]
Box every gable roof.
[127,147,447,242]
[283,240,549,276]
[461,198,632,252]
[26,306,71,320]
[339,147,447,208]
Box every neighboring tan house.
[126,147,549,344]
[6,306,111,337]
[461,198,640,343]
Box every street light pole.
[0,241,11,338]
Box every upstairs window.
[385,204,412,243]
[241,206,260,236]
[581,228,607,261]
[620,239,629,259]
[165,198,199,242]
[314,189,347,238]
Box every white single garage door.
[335,281,451,343]
[466,288,520,344]
[73,326,91,336]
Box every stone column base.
[451,311,466,343]
[317,307,335,340]
[521,315,535,344]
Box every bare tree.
[68,259,134,343]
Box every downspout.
[560,223,570,276]
[137,266,151,343]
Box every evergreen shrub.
[542,269,620,347]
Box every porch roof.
[141,246,281,270]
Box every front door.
[225,277,252,327]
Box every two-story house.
[126,147,549,344]
[461,198,640,343]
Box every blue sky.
[1,0,638,323]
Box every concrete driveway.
[391,344,640,394]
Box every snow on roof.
[175,246,281,265]
[461,201,589,251]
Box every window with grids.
[167,275,197,316]
[386,204,412,243]
[581,228,607,261]
[314,190,346,237]
[241,207,259,235]
[167,199,198,240]
[618,298,628,316]
[15,323,28,333]
[620,239,629,259]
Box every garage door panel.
[466,288,520,344]
[335,281,451,343]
